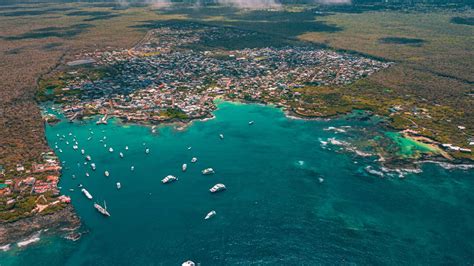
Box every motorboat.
[204,210,216,220]
[81,188,93,199]
[104,171,110,177]
[182,164,187,172]
[209,183,226,193]
[191,157,197,163]
[162,175,178,184]
[202,168,214,175]
[116,182,121,189]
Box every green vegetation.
[160,108,188,120]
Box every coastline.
[0,204,80,247]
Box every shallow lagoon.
[2,102,473,265]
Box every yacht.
[204,210,216,220]
[202,168,215,175]
[162,175,178,184]
[182,164,187,172]
[91,163,96,171]
[109,147,114,153]
[81,188,93,199]
[182,261,195,266]
[249,121,255,125]
[210,184,226,193]
[219,134,224,139]
[94,201,110,217]
[119,152,124,158]
[104,171,110,177]
[191,157,198,163]
[116,182,121,189]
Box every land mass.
[0,1,473,247]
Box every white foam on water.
[17,232,41,248]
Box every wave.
[0,244,11,252]
[417,160,474,170]
[17,232,41,248]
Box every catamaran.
[204,210,216,220]
[182,164,187,172]
[210,184,226,193]
[94,201,110,217]
[162,175,178,184]
[81,188,93,199]
[202,168,215,175]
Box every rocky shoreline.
[0,204,80,247]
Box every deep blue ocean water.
[1,102,473,265]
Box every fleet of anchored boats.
[53,120,253,225]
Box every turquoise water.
[2,102,474,265]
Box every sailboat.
[94,201,110,217]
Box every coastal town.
[45,25,392,124]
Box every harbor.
[2,101,473,265]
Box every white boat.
[210,183,226,193]
[318,177,324,183]
[116,182,121,189]
[91,163,96,170]
[104,144,107,148]
[145,148,150,154]
[204,210,216,220]
[162,175,178,184]
[182,261,195,266]
[249,121,254,125]
[81,149,85,155]
[202,168,215,175]
[86,155,91,161]
[66,141,69,145]
[131,166,135,171]
[94,201,110,217]
[104,171,110,177]
[87,137,92,141]
[109,147,114,153]
[86,172,90,177]
[182,164,187,172]
[219,134,224,139]
[125,146,129,150]
[191,157,198,163]
[187,146,192,150]
[81,188,93,199]
[119,152,124,158]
